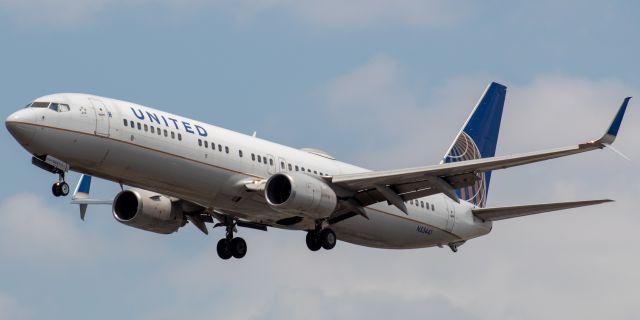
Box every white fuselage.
[6,93,492,249]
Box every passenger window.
[307,169,311,173]
[295,165,299,171]
[314,170,317,174]
[171,132,175,139]
[301,167,305,172]
[415,201,419,207]
[225,146,229,154]
[431,204,435,211]
[251,153,255,161]
[280,162,285,169]
[269,158,273,166]
[178,133,182,141]
[130,121,135,129]
[164,129,168,137]
[157,128,162,135]
[421,201,424,208]
[410,200,413,205]
[288,164,292,171]
[263,157,267,164]
[123,119,128,127]
[319,172,323,176]
[144,124,148,132]
[211,142,215,150]
[257,155,262,162]
[204,141,208,148]
[150,126,155,134]
[198,139,202,146]
[218,145,222,152]
[239,150,243,157]
[137,123,141,130]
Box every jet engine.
[112,188,186,234]
[265,173,337,219]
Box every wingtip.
[598,97,630,145]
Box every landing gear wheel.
[52,182,61,197]
[320,228,337,250]
[216,239,232,260]
[305,231,322,251]
[230,237,247,259]
[59,182,69,196]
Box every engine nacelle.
[112,189,185,234]
[265,173,337,219]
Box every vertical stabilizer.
[442,82,506,207]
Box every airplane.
[5,82,630,260]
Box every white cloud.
[0,193,106,264]
[319,55,639,170]
[0,0,467,29]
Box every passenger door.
[267,154,276,175]
[445,200,456,232]
[89,98,110,137]
[277,157,288,173]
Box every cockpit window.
[30,102,50,108]
[49,103,70,112]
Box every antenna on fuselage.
[252,131,257,138]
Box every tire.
[305,231,321,251]
[52,183,61,197]
[216,239,232,260]
[59,182,70,196]
[320,228,337,250]
[230,237,247,259]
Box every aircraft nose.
[6,109,36,146]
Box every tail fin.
[442,82,506,207]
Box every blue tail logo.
[443,82,506,208]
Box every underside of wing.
[329,97,630,213]
[472,199,613,221]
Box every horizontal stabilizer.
[472,199,613,221]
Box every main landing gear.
[305,228,337,252]
[216,221,247,260]
[51,174,69,197]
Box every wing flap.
[472,199,613,221]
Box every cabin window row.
[123,119,182,141]
[408,199,435,211]
[125,117,331,177]
[197,139,230,155]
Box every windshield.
[27,101,70,112]
[30,102,50,108]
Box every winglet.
[598,97,631,145]
[73,175,92,220]
[71,174,113,220]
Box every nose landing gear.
[52,180,70,197]
[51,173,69,197]
[31,156,70,197]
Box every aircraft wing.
[471,199,613,221]
[329,97,630,213]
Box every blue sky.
[1,1,639,319]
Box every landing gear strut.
[51,173,69,197]
[306,227,337,251]
[215,220,247,260]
